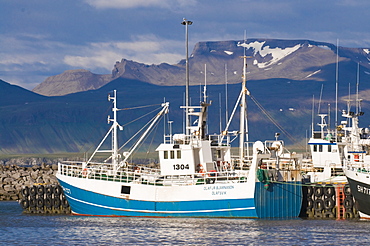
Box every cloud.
[63,35,184,71]
[84,0,197,9]
[2,0,370,91]
[0,33,71,64]
[63,51,121,71]
[0,34,72,89]
[0,32,185,89]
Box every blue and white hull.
[58,179,257,218]
[57,170,302,218]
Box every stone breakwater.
[0,163,58,201]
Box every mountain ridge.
[31,39,370,96]
[1,38,370,154]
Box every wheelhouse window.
[319,145,323,152]
[313,145,317,152]
[164,151,168,159]
[328,145,332,152]
[170,150,175,159]
[177,150,181,159]
[216,150,221,159]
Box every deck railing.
[346,162,370,174]
[58,162,249,186]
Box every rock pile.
[0,163,58,201]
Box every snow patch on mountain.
[305,69,321,78]
[318,45,331,50]
[224,50,233,55]
[245,41,301,69]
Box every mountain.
[2,38,370,155]
[32,39,370,96]
[2,74,370,154]
[0,79,47,105]
[32,69,112,96]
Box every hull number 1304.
[173,164,190,170]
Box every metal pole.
[181,18,192,135]
[335,39,339,139]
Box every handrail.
[58,161,248,186]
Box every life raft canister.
[197,164,206,176]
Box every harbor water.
[1,201,370,245]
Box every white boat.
[341,108,370,219]
[304,43,348,184]
[56,43,303,218]
[303,53,370,218]
[306,93,370,219]
[305,113,347,183]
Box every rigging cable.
[121,110,164,158]
[249,94,305,150]
[118,103,162,111]
[122,106,163,127]
[118,106,164,151]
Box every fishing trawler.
[305,113,347,183]
[341,107,370,219]
[306,93,370,219]
[56,41,303,218]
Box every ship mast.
[237,39,249,165]
[110,90,119,166]
[87,90,123,169]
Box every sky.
[1,0,370,90]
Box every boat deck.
[58,162,249,186]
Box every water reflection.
[52,216,370,245]
[53,217,265,245]
[2,202,370,245]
